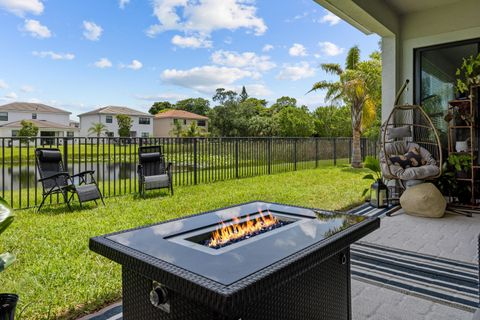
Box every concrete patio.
[352,210,479,320]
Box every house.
[0,102,77,139]
[78,106,154,138]
[314,0,480,121]
[153,109,209,137]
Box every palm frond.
[308,80,335,94]
[320,63,343,76]
[346,46,360,70]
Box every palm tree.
[309,46,381,168]
[169,120,184,138]
[182,122,207,137]
[88,122,108,137]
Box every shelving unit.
[447,85,480,210]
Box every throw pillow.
[387,126,411,140]
[389,147,426,168]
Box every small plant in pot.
[362,156,388,208]
[456,52,480,97]
[447,153,472,179]
[0,197,18,320]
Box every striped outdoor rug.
[82,204,478,320]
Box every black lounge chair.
[35,148,104,212]
[137,146,173,197]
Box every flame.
[208,210,279,248]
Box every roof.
[78,106,152,117]
[0,102,71,114]
[154,109,208,120]
[0,119,76,130]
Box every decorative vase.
[455,141,468,153]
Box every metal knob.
[340,253,347,265]
[150,285,169,307]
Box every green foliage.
[312,106,352,137]
[18,120,39,142]
[149,101,173,115]
[447,154,472,172]
[212,88,238,104]
[239,86,249,102]
[175,98,210,116]
[87,122,107,137]
[116,114,133,137]
[182,122,207,137]
[361,156,381,196]
[274,106,315,137]
[270,96,297,114]
[169,121,184,138]
[0,197,15,273]
[455,53,480,94]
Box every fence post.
[361,138,366,161]
[193,138,198,185]
[348,138,352,164]
[293,139,297,171]
[333,137,337,166]
[315,138,319,168]
[235,139,239,178]
[63,138,69,172]
[268,138,272,175]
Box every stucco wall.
[153,118,208,137]
[0,111,70,126]
[79,114,153,137]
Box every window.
[139,117,150,125]
[141,132,149,138]
[0,112,8,121]
[32,113,37,119]
[106,115,113,123]
[106,131,114,137]
[11,130,19,137]
[197,120,206,127]
[183,119,187,125]
[173,119,180,125]
[67,131,74,138]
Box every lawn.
[0,165,371,319]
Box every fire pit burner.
[90,201,380,320]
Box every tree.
[182,122,207,137]
[116,114,133,137]
[270,96,297,114]
[212,88,238,105]
[175,98,210,116]
[88,122,108,137]
[309,46,381,168]
[18,120,39,142]
[149,101,173,115]
[274,106,315,137]
[169,120,184,138]
[239,86,249,102]
[313,106,352,137]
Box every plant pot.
[0,294,18,320]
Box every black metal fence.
[0,137,377,210]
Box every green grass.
[0,165,370,320]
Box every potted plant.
[0,197,17,320]
[362,156,388,208]
[456,53,480,97]
[447,153,472,179]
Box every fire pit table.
[90,201,380,320]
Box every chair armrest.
[71,170,95,178]
[39,172,70,182]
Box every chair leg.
[63,191,73,211]
[170,184,174,196]
[37,195,48,213]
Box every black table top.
[91,201,376,286]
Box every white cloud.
[23,19,51,38]
[83,21,103,41]
[0,80,8,89]
[119,0,129,9]
[21,85,34,92]
[161,65,254,94]
[211,50,276,73]
[135,93,188,101]
[289,43,307,57]
[4,92,18,100]
[277,62,315,81]
[320,11,341,26]
[126,59,143,70]
[318,41,344,56]
[146,0,267,38]
[32,51,75,60]
[171,34,212,48]
[94,58,112,68]
[236,84,271,97]
[262,44,273,52]
[0,0,44,16]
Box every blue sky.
[0,0,379,120]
